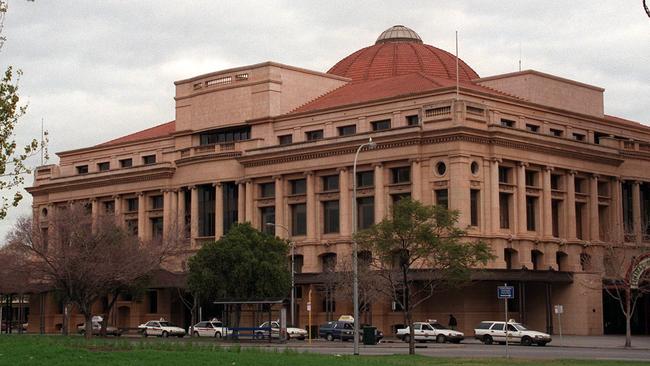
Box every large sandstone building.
[27,25,650,336]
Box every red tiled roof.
[328,42,478,83]
[291,72,512,115]
[98,120,176,147]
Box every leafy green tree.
[188,223,291,327]
[355,198,493,355]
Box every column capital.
[590,173,600,180]
[613,176,622,183]
[372,162,383,168]
[272,175,283,181]
[408,158,422,164]
[543,166,554,172]
[568,170,577,176]
[489,157,502,163]
[517,161,529,168]
[303,170,314,177]
[162,188,171,193]
[112,194,121,200]
[336,167,348,173]
[633,180,642,186]
[212,182,222,188]
[136,192,144,197]
[188,185,197,190]
[90,197,98,203]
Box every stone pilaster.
[516,162,528,234]
[374,163,385,222]
[274,176,285,238]
[245,180,254,224]
[162,189,172,239]
[632,181,642,244]
[411,159,422,201]
[137,192,146,241]
[542,166,553,238]
[306,171,316,240]
[177,188,186,234]
[338,167,351,238]
[190,186,199,246]
[566,171,577,240]
[589,175,600,242]
[490,158,501,234]
[237,181,246,223]
[214,183,224,239]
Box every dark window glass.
[322,175,339,191]
[143,155,156,165]
[499,193,510,229]
[278,135,293,145]
[357,197,374,230]
[322,253,337,272]
[260,207,275,234]
[435,189,448,209]
[97,162,110,171]
[498,167,510,184]
[306,130,324,141]
[526,196,537,231]
[323,201,340,234]
[291,204,307,236]
[126,198,139,212]
[574,178,584,193]
[151,195,163,210]
[260,182,275,198]
[126,219,138,235]
[526,124,539,133]
[222,182,238,234]
[198,185,215,237]
[550,129,563,137]
[371,119,391,131]
[551,175,561,190]
[76,165,88,174]
[576,202,584,239]
[552,199,560,237]
[119,158,133,168]
[103,201,115,214]
[294,255,304,274]
[338,125,356,136]
[436,162,447,176]
[147,290,158,314]
[525,170,537,187]
[200,126,251,145]
[500,119,515,128]
[391,167,410,184]
[151,217,163,239]
[356,171,374,188]
[291,179,306,195]
[470,189,479,226]
[573,133,585,141]
[406,115,419,126]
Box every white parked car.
[474,320,551,346]
[138,320,186,338]
[254,320,308,340]
[396,322,464,343]
[191,320,230,338]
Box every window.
[260,207,275,235]
[305,130,324,141]
[525,124,539,133]
[198,185,215,237]
[357,197,375,229]
[103,201,115,214]
[574,177,585,193]
[294,255,304,274]
[119,158,133,168]
[470,189,480,226]
[498,167,511,183]
[371,119,391,131]
[470,161,479,175]
[552,200,560,237]
[278,134,292,145]
[199,125,251,145]
[525,170,537,187]
[147,290,158,314]
[323,201,339,234]
[151,217,163,239]
[126,219,138,235]
[623,182,633,235]
[260,182,275,198]
[142,155,156,165]
[151,195,163,210]
[526,196,537,231]
[573,133,586,141]
[576,202,585,239]
[322,175,339,191]
[222,182,238,234]
[291,204,307,236]
[290,179,306,195]
[97,162,110,171]
[500,119,515,128]
[406,115,419,126]
[391,167,410,184]
[435,189,448,209]
[338,125,356,136]
[76,165,88,174]
[435,162,447,176]
[126,198,139,212]
[356,171,374,188]
[550,128,563,137]
[392,193,410,205]
[551,175,561,190]
[499,193,510,229]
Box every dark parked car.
[318,321,384,343]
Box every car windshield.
[430,323,447,330]
[513,324,528,331]
[159,322,173,327]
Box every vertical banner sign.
[497,284,515,359]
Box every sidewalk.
[548,335,650,350]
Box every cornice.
[175,151,242,166]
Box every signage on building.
[630,256,650,289]
[497,286,515,299]
[554,305,564,314]
[306,302,311,312]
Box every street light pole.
[266,223,295,326]
[352,137,376,356]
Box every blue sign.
[497,286,515,299]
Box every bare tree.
[335,252,388,325]
[644,0,650,18]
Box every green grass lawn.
[0,336,644,366]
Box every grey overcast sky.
[1,0,649,238]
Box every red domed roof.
[328,25,479,83]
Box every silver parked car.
[474,320,551,346]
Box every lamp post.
[266,222,295,327]
[352,137,376,355]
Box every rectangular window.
[391,167,411,184]
[500,119,515,128]
[150,195,164,210]
[573,133,586,141]
[357,197,375,229]
[126,198,139,212]
[392,193,410,205]
[525,170,537,187]
[322,175,339,191]
[552,199,560,237]
[499,193,510,229]
[291,203,307,236]
[576,202,585,239]
[435,189,448,209]
[526,196,537,231]
[470,189,480,226]
[574,178,585,193]
[126,219,138,235]
[356,171,374,188]
[622,182,633,236]
[550,128,563,137]
[119,158,133,168]
[278,134,293,145]
[498,167,511,184]
[198,185,215,237]
[222,182,238,234]
[338,125,356,136]
[406,115,419,126]
[151,217,163,239]
[199,125,251,145]
[142,155,156,165]
[103,200,115,214]
[323,201,340,234]
[525,124,539,133]
[260,207,275,235]
[551,175,561,190]
[147,290,158,314]
[305,130,324,141]
[76,165,88,174]
[290,179,306,195]
[371,119,391,131]
[260,182,275,198]
[97,162,110,171]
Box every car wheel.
[436,334,446,343]
[80,330,85,336]
[483,335,493,345]
[403,335,411,343]
[537,342,547,347]
[193,331,199,337]
[521,336,532,346]
[143,330,148,338]
[215,332,222,339]
[162,331,169,338]
[286,333,291,341]
[326,333,334,342]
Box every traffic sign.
[554,305,563,314]
[306,302,312,312]
[497,286,515,299]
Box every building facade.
[27,25,650,336]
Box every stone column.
[490,158,501,234]
[632,181,642,244]
[306,171,317,240]
[449,155,471,228]
[214,183,224,239]
[339,167,351,238]
[516,162,528,234]
[566,171,577,240]
[237,181,246,223]
[177,188,186,233]
[274,176,285,238]
[611,177,623,243]
[170,189,178,232]
[190,186,199,245]
[113,195,123,227]
[137,192,146,241]
[542,166,553,238]
[245,180,254,223]
[411,159,422,201]
[91,198,99,232]
[589,175,600,242]
[162,189,172,239]
[374,163,385,223]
